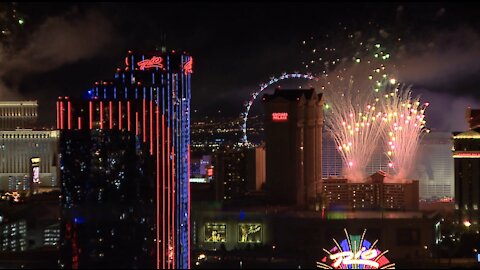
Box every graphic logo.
[183,58,193,75]
[137,56,164,70]
[317,229,395,269]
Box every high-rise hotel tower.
[57,50,192,269]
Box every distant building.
[324,130,454,200]
[43,223,60,247]
[452,127,480,228]
[318,172,419,211]
[191,205,438,265]
[262,88,323,207]
[466,107,480,129]
[245,145,266,192]
[0,101,38,130]
[212,145,265,203]
[0,220,27,252]
[0,130,59,192]
[413,132,454,200]
[322,132,343,178]
[213,146,247,202]
[0,100,59,193]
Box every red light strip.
[127,101,131,131]
[162,114,166,269]
[167,125,170,269]
[171,145,175,270]
[118,101,122,130]
[156,107,160,269]
[56,101,60,129]
[68,101,72,129]
[143,99,147,143]
[89,101,93,129]
[78,117,82,129]
[187,144,191,269]
[100,101,104,129]
[109,101,113,129]
[136,112,139,136]
[150,100,153,155]
[60,101,64,129]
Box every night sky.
[2,2,480,131]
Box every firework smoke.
[0,6,116,99]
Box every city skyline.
[0,2,479,269]
[1,2,480,132]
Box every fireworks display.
[302,22,429,182]
[323,79,387,182]
[381,85,430,182]
[239,20,431,183]
[0,2,25,48]
[306,23,403,182]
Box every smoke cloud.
[0,8,116,99]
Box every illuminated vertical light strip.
[150,99,154,155]
[171,72,176,270]
[172,143,177,269]
[127,101,131,131]
[100,101,104,129]
[60,101,64,129]
[143,96,147,143]
[109,101,113,129]
[187,144,191,268]
[89,101,93,129]
[136,112,139,136]
[118,101,122,130]
[56,101,60,129]
[162,79,166,269]
[162,113,166,270]
[187,59,192,268]
[156,104,160,269]
[167,124,171,269]
[155,106,164,269]
[167,58,171,270]
[67,101,72,130]
[78,117,82,130]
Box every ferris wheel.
[240,72,318,145]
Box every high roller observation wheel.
[240,72,318,145]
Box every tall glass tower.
[57,50,192,269]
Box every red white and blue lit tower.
[57,50,192,269]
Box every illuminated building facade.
[452,127,480,228]
[262,88,323,206]
[0,129,59,192]
[318,172,419,211]
[57,50,192,269]
[0,220,27,252]
[0,101,38,130]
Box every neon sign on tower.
[272,112,288,122]
[317,229,395,269]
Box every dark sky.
[2,2,480,131]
